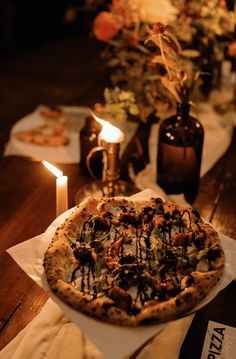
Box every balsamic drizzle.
[70,201,207,310]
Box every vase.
[157,103,204,203]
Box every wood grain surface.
[0,33,235,358]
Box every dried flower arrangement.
[145,22,201,105]
[82,0,236,121]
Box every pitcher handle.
[86,146,107,181]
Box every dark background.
[0,1,90,52]
[0,1,111,154]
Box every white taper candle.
[56,175,68,217]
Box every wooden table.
[0,33,235,359]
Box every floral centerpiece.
[92,0,179,121]
[84,0,236,121]
[170,0,236,94]
[94,86,140,122]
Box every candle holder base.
[75,180,140,204]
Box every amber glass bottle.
[157,103,204,203]
[80,115,102,177]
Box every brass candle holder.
[75,117,139,203]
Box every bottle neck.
[176,103,190,121]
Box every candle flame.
[94,114,124,143]
[42,160,63,178]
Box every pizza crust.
[136,268,224,324]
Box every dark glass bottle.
[80,115,102,177]
[157,103,204,203]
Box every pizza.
[14,112,69,147]
[43,196,225,326]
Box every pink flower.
[93,12,121,41]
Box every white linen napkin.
[135,103,235,193]
[4,105,138,164]
[0,297,194,359]
[2,189,236,359]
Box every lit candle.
[42,161,68,216]
[93,115,125,143]
[92,115,125,185]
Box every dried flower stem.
[158,33,173,81]
[135,43,150,54]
